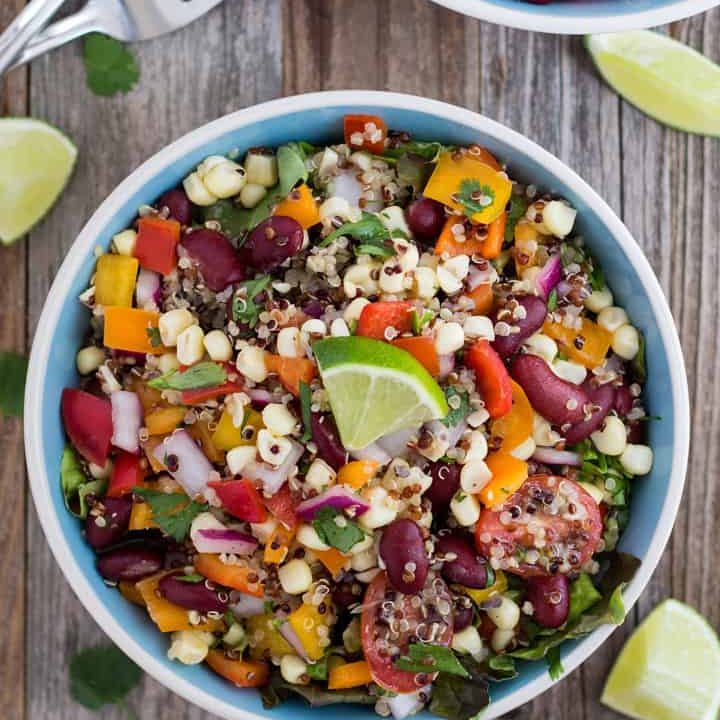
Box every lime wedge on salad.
[313,336,448,450]
[585,31,720,136]
[0,118,77,244]
[602,599,720,720]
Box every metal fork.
[0,0,224,75]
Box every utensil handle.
[10,4,104,69]
[0,0,67,75]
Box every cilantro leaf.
[299,380,312,443]
[441,386,470,427]
[174,573,205,583]
[0,350,27,417]
[277,143,309,196]
[395,644,470,678]
[148,362,226,391]
[547,288,558,312]
[320,212,397,256]
[133,487,208,542]
[312,506,365,553]
[354,243,395,258]
[456,179,496,219]
[231,275,271,328]
[306,654,329,681]
[83,34,140,97]
[382,140,449,162]
[69,643,142,714]
[61,444,106,519]
[146,327,162,348]
[589,260,605,292]
[504,195,529,244]
[411,309,435,335]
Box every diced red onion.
[153,429,214,497]
[351,442,391,466]
[438,353,455,379]
[376,427,416,458]
[243,439,303,495]
[446,419,468,448]
[135,268,161,309]
[279,621,310,661]
[296,485,370,521]
[228,591,266,618]
[556,279,572,299]
[387,688,431,720]
[536,254,562,298]
[110,390,142,454]
[531,447,582,467]
[194,528,258,555]
[247,388,273,408]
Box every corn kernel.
[203,330,233,362]
[176,324,205,366]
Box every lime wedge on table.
[602,599,720,720]
[585,31,720,136]
[313,336,448,450]
[0,118,77,244]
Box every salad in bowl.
[59,110,654,719]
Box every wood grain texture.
[0,3,27,719]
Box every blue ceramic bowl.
[429,0,718,34]
[25,92,689,720]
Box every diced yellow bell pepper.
[94,254,139,307]
[145,406,186,436]
[287,600,334,661]
[543,317,612,369]
[423,152,512,225]
[246,613,293,660]
[212,408,264,451]
[455,570,508,606]
[128,500,156,531]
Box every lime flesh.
[0,118,77,244]
[602,599,720,720]
[586,31,720,136]
[313,336,449,450]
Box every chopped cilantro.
[547,288,558,312]
[456,179,496,219]
[174,573,205,584]
[504,195,529,244]
[441,386,470,427]
[132,487,208,542]
[312,506,365,553]
[411,309,435,335]
[232,275,272,328]
[148,362,226,391]
[146,327,162,348]
[321,212,403,258]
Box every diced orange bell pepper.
[194,553,264,597]
[265,353,317,396]
[343,114,388,154]
[514,222,540,274]
[472,146,501,171]
[543,317,612,369]
[136,572,224,632]
[490,380,534,452]
[188,420,224,463]
[129,376,163,412]
[392,335,440,377]
[337,460,379,490]
[274,183,320,229]
[118,580,146,606]
[142,436,167,472]
[206,650,269,688]
[482,211,506,260]
[328,660,373,690]
[129,500,156,531]
[424,152,512,225]
[463,282,495,316]
[94,254,139,307]
[104,306,163,355]
[145,405,186,436]
[263,524,295,565]
[435,216,485,257]
[315,548,350,578]
[134,217,181,275]
[480,452,529,508]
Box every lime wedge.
[602,599,720,720]
[0,118,77,244]
[585,31,720,136]
[313,336,449,450]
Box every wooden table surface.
[1,1,718,718]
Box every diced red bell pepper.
[107,451,144,498]
[465,339,513,419]
[343,114,388,154]
[356,301,414,341]
[134,217,181,275]
[263,482,299,530]
[208,479,268,523]
[61,388,113,466]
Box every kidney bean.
[436,532,488,589]
[453,600,474,632]
[241,216,304,272]
[563,380,616,444]
[97,545,164,582]
[511,353,587,425]
[332,579,364,607]
[84,497,132,549]
[491,295,548,358]
[180,228,245,292]
[526,574,570,629]
[627,421,645,444]
[157,188,193,225]
[310,412,347,471]
[158,574,228,613]
[425,461,461,510]
[405,197,446,244]
[379,519,429,595]
[614,384,634,417]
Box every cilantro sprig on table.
[83,34,140,97]
[0,350,27,417]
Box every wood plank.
[0,2,28,718]
[24,2,281,718]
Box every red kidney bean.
[614,384,634,417]
[526,574,570,628]
[379,519,429,594]
[85,497,132,549]
[180,228,245,292]
[157,188,193,225]
[436,532,488,589]
[241,216,304,272]
[405,197,446,244]
[97,545,164,582]
[563,380,616,444]
[453,599,474,632]
[310,412,347,471]
[332,579,364,607]
[491,295,548,358]
[158,574,228,613]
[627,420,645,444]
[511,353,588,425]
[425,461,461,510]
